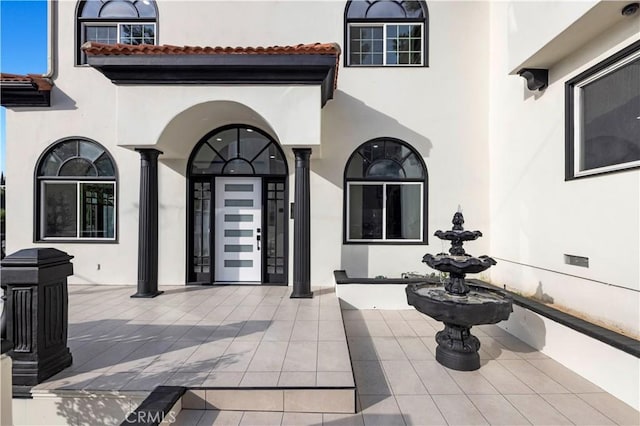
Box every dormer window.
[76,0,158,65]
[345,0,429,67]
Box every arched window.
[36,138,117,241]
[344,0,428,66]
[190,126,287,176]
[344,138,427,243]
[76,0,158,65]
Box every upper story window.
[344,138,427,243]
[566,40,640,180]
[344,0,428,67]
[76,0,158,65]
[36,138,117,241]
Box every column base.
[290,291,314,299]
[131,290,164,299]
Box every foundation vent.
[564,254,589,268]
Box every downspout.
[43,0,56,79]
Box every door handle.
[256,235,261,251]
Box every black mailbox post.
[0,248,73,396]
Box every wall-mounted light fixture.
[622,2,639,16]
[517,68,549,91]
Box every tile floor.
[34,284,352,393]
[31,284,640,425]
[174,308,640,426]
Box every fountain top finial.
[452,211,464,231]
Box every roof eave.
[86,53,339,106]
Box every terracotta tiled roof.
[0,73,53,91]
[82,42,341,57]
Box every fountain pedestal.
[406,211,512,371]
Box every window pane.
[85,25,117,44]
[239,128,270,161]
[223,158,253,174]
[209,129,238,160]
[79,141,104,162]
[252,144,287,175]
[349,25,383,66]
[349,184,383,239]
[40,153,62,176]
[580,58,640,170]
[95,155,116,176]
[386,184,421,239]
[99,1,138,18]
[367,159,404,178]
[80,183,115,238]
[43,183,77,238]
[59,158,97,177]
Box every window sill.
[35,239,118,244]
[343,240,427,245]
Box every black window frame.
[565,39,640,180]
[344,0,429,68]
[186,124,289,285]
[343,137,428,244]
[75,0,159,66]
[34,137,118,243]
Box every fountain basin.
[422,253,496,275]
[406,283,512,327]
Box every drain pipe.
[43,0,56,79]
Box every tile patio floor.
[35,284,351,392]
[32,285,640,425]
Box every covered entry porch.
[83,42,340,294]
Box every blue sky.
[0,0,48,176]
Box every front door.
[214,177,262,282]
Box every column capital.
[135,148,163,160]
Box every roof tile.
[82,42,341,57]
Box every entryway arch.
[187,124,289,285]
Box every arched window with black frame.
[344,138,427,243]
[76,0,158,65]
[35,138,117,241]
[344,0,429,66]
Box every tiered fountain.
[406,210,512,371]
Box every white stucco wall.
[4,0,492,288]
[488,2,640,337]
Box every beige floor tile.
[278,371,317,387]
[323,412,365,426]
[477,360,534,394]
[291,320,320,341]
[240,371,280,387]
[195,410,243,426]
[247,341,289,371]
[347,338,378,360]
[359,395,406,426]
[396,337,434,360]
[380,311,404,322]
[432,394,489,425]
[282,412,323,425]
[504,394,572,425]
[202,372,244,387]
[262,320,294,341]
[371,337,408,360]
[577,393,640,425]
[395,395,447,426]
[82,372,137,391]
[297,306,320,321]
[499,359,570,394]
[235,320,269,341]
[381,360,427,395]
[238,411,283,426]
[364,320,395,337]
[248,305,278,321]
[448,370,499,394]
[282,341,319,372]
[479,336,522,360]
[121,371,174,391]
[318,341,352,371]
[316,371,355,387]
[352,361,391,395]
[174,409,205,426]
[319,320,347,341]
[165,371,208,386]
[385,320,417,337]
[213,341,259,372]
[344,320,371,337]
[411,360,462,395]
[206,390,283,411]
[468,394,530,425]
[406,320,437,337]
[541,393,616,425]
[284,389,355,413]
[528,358,603,393]
[183,390,207,410]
